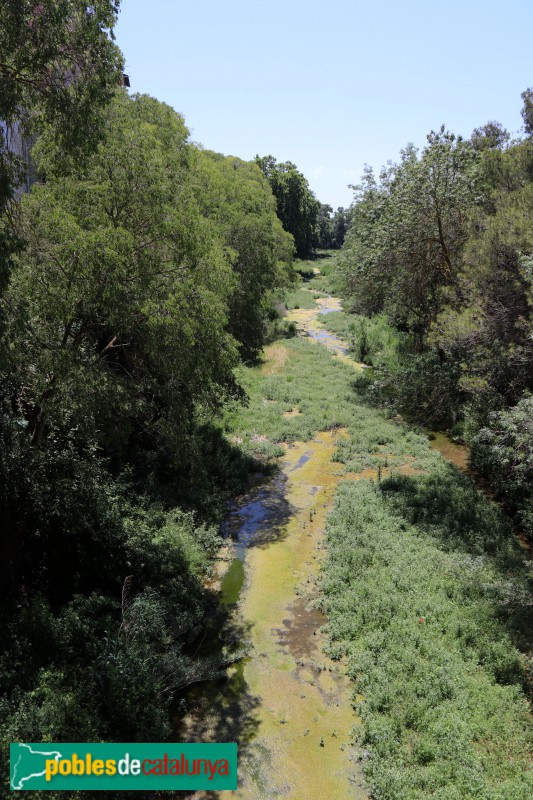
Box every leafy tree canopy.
[255,154,319,258]
[339,127,479,344]
[0,1,123,154]
[194,150,294,360]
[0,0,123,290]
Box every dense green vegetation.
[322,476,532,800]
[0,92,294,793]
[254,158,348,259]
[315,203,349,250]
[1,7,531,800]
[220,270,532,799]
[0,1,124,288]
[255,155,321,258]
[337,96,533,538]
[0,10,322,795]
[284,252,341,311]
[321,309,400,368]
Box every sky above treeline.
[115,0,533,210]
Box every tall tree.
[315,202,334,248]
[332,206,349,248]
[521,87,533,136]
[431,136,533,408]
[0,0,123,287]
[314,204,349,249]
[340,128,479,346]
[195,151,293,361]
[0,91,240,593]
[255,155,319,258]
[0,0,123,155]
[471,121,510,151]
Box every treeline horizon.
[337,91,533,540]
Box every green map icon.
[11,743,63,790]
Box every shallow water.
[428,431,531,553]
[222,473,289,562]
[428,431,469,471]
[176,430,369,799]
[289,296,355,358]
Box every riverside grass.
[284,253,340,311]
[322,476,533,800]
[321,477,532,800]
[224,274,532,800]
[321,309,401,369]
[224,336,439,474]
[284,286,320,310]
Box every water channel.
[174,291,526,799]
[175,297,369,799]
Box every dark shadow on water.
[131,420,273,525]
[170,598,261,798]
[173,651,261,746]
[290,450,312,472]
[170,456,300,797]
[222,472,295,560]
[297,268,316,281]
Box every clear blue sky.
[115,0,533,209]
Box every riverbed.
[175,290,523,800]
[176,300,370,799]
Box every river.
[175,297,370,799]
[174,289,525,799]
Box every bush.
[471,395,533,537]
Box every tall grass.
[322,310,401,368]
[294,251,340,295]
[223,335,433,471]
[226,279,532,800]
[284,287,319,310]
[321,477,532,800]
